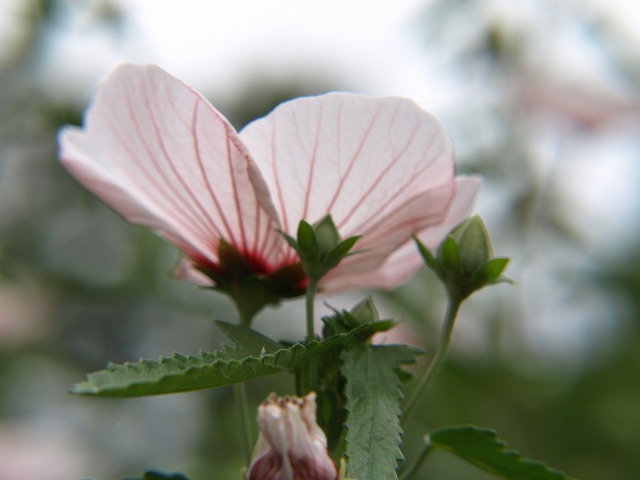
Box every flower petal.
[239,93,455,239]
[322,176,482,292]
[59,64,282,269]
[249,393,337,480]
[321,182,455,290]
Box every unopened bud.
[282,217,360,280]
[415,216,511,300]
[248,392,338,480]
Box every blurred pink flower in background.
[0,425,97,480]
[58,64,480,297]
[0,282,51,348]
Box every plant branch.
[399,437,434,480]
[402,294,462,426]
[235,382,253,468]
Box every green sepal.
[414,234,439,272]
[297,219,320,257]
[325,235,362,268]
[450,215,493,274]
[438,236,460,273]
[471,257,510,287]
[314,215,341,253]
[428,425,575,480]
[284,216,361,281]
[280,230,300,251]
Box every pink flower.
[248,392,337,480]
[58,64,480,300]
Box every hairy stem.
[235,311,257,468]
[306,277,319,342]
[235,382,254,468]
[301,276,320,394]
[399,438,434,480]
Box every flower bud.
[415,216,511,300]
[248,392,338,480]
[282,216,360,281]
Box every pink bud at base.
[248,393,338,480]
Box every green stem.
[235,382,253,468]
[306,277,319,342]
[235,311,256,468]
[402,294,462,426]
[299,276,319,394]
[399,438,434,480]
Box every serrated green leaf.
[71,326,373,397]
[429,425,575,480]
[341,344,422,480]
[214,320,283,354]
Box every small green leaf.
[342,343,423,480]
[429,425,575,480]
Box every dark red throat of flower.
[194,239,308,300]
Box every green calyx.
[282,215,361,281]
[415,216,511,300]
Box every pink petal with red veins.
[324,176,482,292]
[239,93,455,237]
[321,182,454,291]
[58,64,282,269]
[241,92,459,291]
